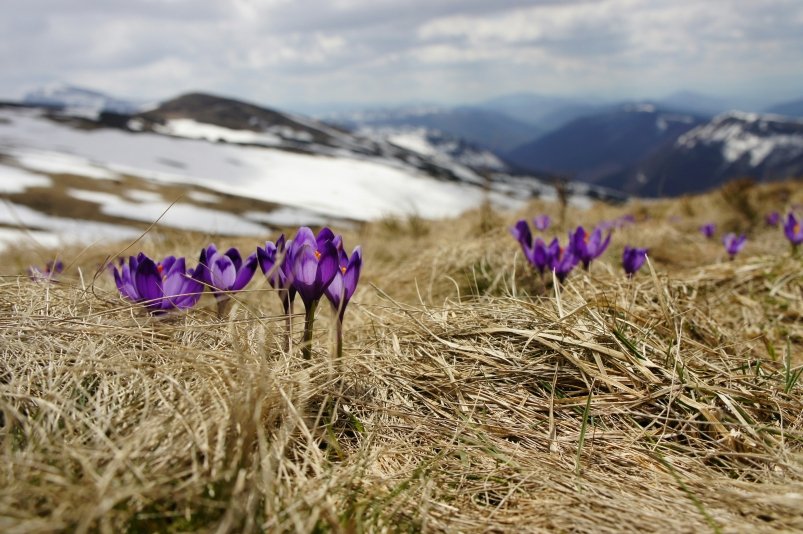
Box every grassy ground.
[1,179,802,532]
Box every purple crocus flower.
[325,246,362,321]
[529,237,559,276]
[510,219,533,250]
[288,226,339,309]
[28,260,64,282]
[622,246,648,277]
[533,215,551,232]
[570,226,611,270]
[699,223,716,239]
[287,227,341,359]
[257,234,296,311]
[722,233,747,260]
[195,244,257,300]
[765,212,781,227]
[784,213,803,249]
[111,253,203,313]
[550,245,579,283]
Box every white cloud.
[1,0,802,107]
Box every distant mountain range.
[600,112,803,196]
[11,83,803,198]
[3,85,630,246]
[327,105,540,154]
[505,104,706,183]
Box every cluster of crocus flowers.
[110,227,362,359]
[258,226,362,359]
[28,260,63,282]
[511,220,612,284]
[722,233,747,260]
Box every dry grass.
[1,181,803,533]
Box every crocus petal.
[257,242,277,279]
[596,230,612,256]
[160,256,177,274]
[325,270,344,312]
[195,247,212,286]
[211,254,237,290]
[231,253,257,291]
[317,227,336,248]
[293,227,317,249]
[296,245,319,286]
[529,238,548,273]
[510,220,533,249]
[173,275,204,309]
[342,247,362,302]
[316,241,339,292]
[113,264,139,301]
[224,247,243,272]
[162,261,189,299]
[134,257,163,304]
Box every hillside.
[328,105,541,154]
[1,180,802,531]
[506,105,705,183]
[603,112,803,196]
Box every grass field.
[1,179,802,532]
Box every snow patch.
[64,187,268,236]
[245,207,332,228]
[0,201,142,247]
[154,119,283,146]
[185,191,221,204]
[0,164,52,192]
[10,149,118,180]
[676,113,803,166]
[98,200,269,236]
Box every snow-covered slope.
[0,107,495,218]
[0,90,610,251]
[0,106,532,250]
[675,111,803,166]
[507,104,705,184]
[357,125,509,173]
[22,83,143,119]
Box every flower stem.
[216,296,231,318]
[302,299,317,360]
[335,317,343,362]
[282,293,293,354]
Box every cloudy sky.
[3,0,803,111]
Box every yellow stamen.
[340,266,347,274]
[314,250,321,261]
